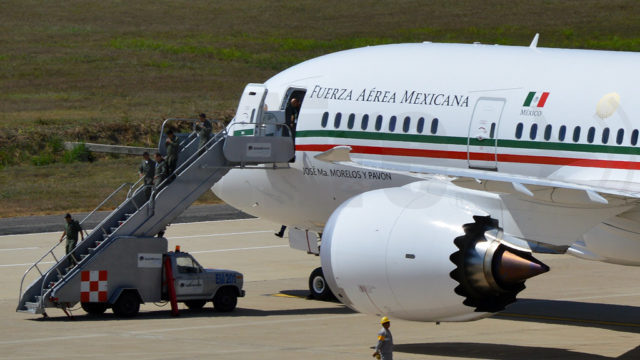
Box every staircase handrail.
[149,129,228,211]
[17,181,132,307]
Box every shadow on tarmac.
[395,343,640,360]
[497,298,640,334]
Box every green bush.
[63,143,94,163]
[31,153,55,166]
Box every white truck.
[29,236,244,318]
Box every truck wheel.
[185,300,206,310]
[213,287,237,312]
[81,302,108,315]
[112,291,140,318]
[308,267,334,300]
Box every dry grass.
[1,0,639,216]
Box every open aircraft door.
[467,98,504,170]
[230,83,267,136]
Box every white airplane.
[213,35,640,322]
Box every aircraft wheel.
[308,267,334,300]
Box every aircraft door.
[230,83,267,136]
[467,98,504,169]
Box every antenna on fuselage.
[529,33,540,48]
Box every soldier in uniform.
[138,151,155,199]
[59,213,84,263]
[195,113,213,151]
[165,129,180,175]
[153,152,168,190]
[372,316,393,360]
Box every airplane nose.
[493,248,550,286]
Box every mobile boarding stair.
[17,120,293,316]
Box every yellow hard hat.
[380,316,390,324]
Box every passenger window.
[632,129,639,146]
[347,113,355,129]
[515,123,523,139]
[431,118,439,134]
[544,124,552,141]
[389,116,397,132]
[403,116,411,133]
[489,123,496,139]
[558,125,566,141]
[602,128,610,144]
[361,114,369,130]
[334,113,342,128]
[375,115,383,131]
[617,129,624,145]
[573,126,581,143]
[417,117,425,133]
[321,112,329,128]
[530,123,538,140]
[587,127,595,143]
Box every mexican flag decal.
[523,91,550,107]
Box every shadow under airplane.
[395,342,640,360]
[496,298,640,334]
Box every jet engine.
[321,181,549,322]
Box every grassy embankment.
[1,0,640,217]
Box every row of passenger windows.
[515,123,639,146]
[320,112,439,134]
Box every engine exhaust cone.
[494,248,549,286]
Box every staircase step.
[80,254,89,260]
[96,240,104,246]
[125,213,134,219]
[110,227,118,232]
[102,233,109,239]
[118,220,125,226]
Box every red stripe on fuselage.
[296,144,640,170]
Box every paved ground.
[1,218,639,359]
[0,204,253,235]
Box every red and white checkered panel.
[80,270,108,302]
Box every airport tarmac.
[1,218,639,359]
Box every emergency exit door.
[467,98,505,169]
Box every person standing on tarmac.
[372,317,393,360]
[195,113,213,151]
[165,129,180,175]
[59,213,84,262]
[138,151,155,199]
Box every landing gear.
[308,267,334,300]
[81,302,108,315]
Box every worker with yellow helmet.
[372,316,393,359]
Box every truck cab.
[166,251,245,312]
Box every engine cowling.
[321,181,549,322]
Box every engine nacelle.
[321,181,548,322]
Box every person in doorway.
[195,113,213,151]
[138,151,155,199]
[59,213,84,263]
[165,129,180,175]
[372,317,393,360]
[287,98,301,139]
